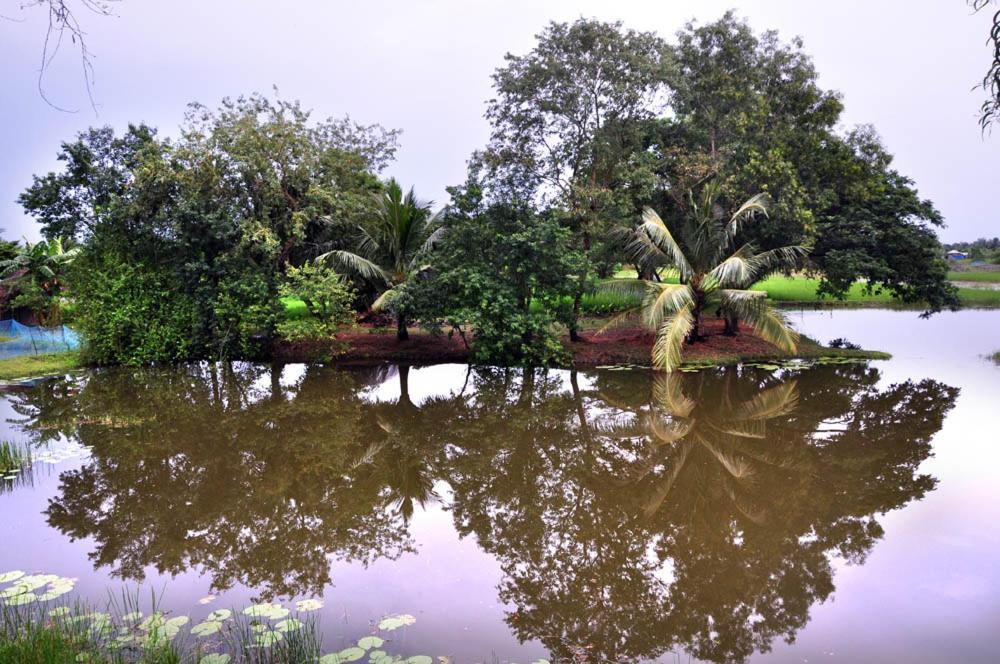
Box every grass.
[281,296,310,320]
[992,351,1000,364]
[948,270,1000,283]
[0,590,325,664]
[0,336,14,344]
[612,270,1000,308]
[0,442,29,476]
[0,352,81,382]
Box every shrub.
[276,261,355,342]
[72,256,198,365]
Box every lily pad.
[198,594,217,605]
[275,618,303,633]
[49,606,71,617]
[206,609,232,622]
[338,647,366,662]
[407,657,432,664]
[295,598,324,612]
[254,630,283,647]
[243,602,289,620]
[368,650,390,664]
[358,636,385,649]
[200,656,231,664]
[191,620,223,637]
[0,571,25,584]
[377,613,416,631]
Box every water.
[0,309,997,663]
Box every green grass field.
[0,352,81,381]
[948,270,1000,283]
[613,271,1000,307]
[281,296,311,319]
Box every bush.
[409,182,578,367]
[276,261,355,342]
[72,256,198,365]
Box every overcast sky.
[1,0,996,242]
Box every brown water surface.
[0,309,997,662]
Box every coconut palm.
[320,179,442,341]
[605,184,807,371]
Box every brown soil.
[271,317,864,368]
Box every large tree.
[21,93,399,362]
[484,18,674,339]
[657,14,957,312]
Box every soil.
[271,317,879,368]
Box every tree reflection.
[14,363,418,598]
[444,365,957,663]
[8,362,957,662]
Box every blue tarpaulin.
[0,320,79,359]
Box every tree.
[971,1,1000,129]
[276,260,355,342]
[0,237,79,325]
[408,168,578,366]
[484,18,673,340]
[659,13,957,312]
[321,178,440,341]
[606,183,805,371]
[21,93,399,362]
[810,127,959,311]
[5,0,119,112]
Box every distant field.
[612,272,1000,307]
[283,274,1000,324]
[948,271,1000,283]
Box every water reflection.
[6,362,957,663]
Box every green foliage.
[484,19,673,333]
[276,261,354,342]
[321,178,439,340]
[70,255,197,365]
[0,237,79,326]
[21,93,398,363]
[806,127,958,312]
[410,176,578,366]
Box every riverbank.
[0,352,80,382]
[273,318,888,369]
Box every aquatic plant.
[0,441,30,484]
[0,571,442,664]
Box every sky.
[0,0,996,243]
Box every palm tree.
[605,184,807,371]
[320,179,441,341]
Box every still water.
[0,309,997,663]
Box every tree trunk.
[397,314,409,341]
[569,229,592,343]
[398,364,415,410]
[569,292,582,342]
[723,314,740,336]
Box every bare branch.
[18,0,120,113]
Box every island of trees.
[6,14,963,371]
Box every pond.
[0,309,997,663]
